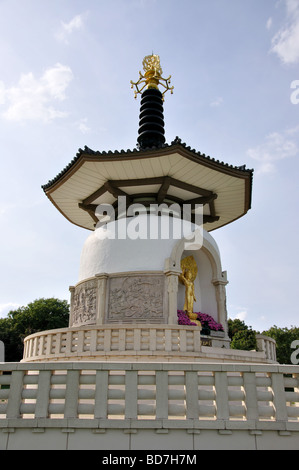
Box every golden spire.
[130,54,174,100]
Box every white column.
[95,273,109,325]
[212,271,229,337]
[164,268,180,325]
[68,286,75,327]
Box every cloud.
[266,17,273,30]
[235,311,248,322]
[55,13,86,44]
[247,127,299,174]
[0,202,18,217]
[78,118,91,134]
[271,0,299,64]
[0,81,5,104]
[210,97,223,107]
[0,303,21,319]
[0,63,73,122]
[228,305,249,322]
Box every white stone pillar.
[212,271,229,337]
[95,273,109,325]
[68,286,75,327]
[164,266,180,325]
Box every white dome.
[78,214,220,282]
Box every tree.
[262,325,299,365]
[228,319,299,364]
[228,318,257,351]
[0,298,69,362]
[228,318,250,339]
[230,329,257,351]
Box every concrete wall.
[1,426,299,451]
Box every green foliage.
[0,298,69,362]
[262,325,299,365]
[230,329,257,351]
[228,318,249,339]
[228,318,257,351]
[228,318,299,363]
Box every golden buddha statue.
[179,256,201,327]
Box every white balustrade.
[256,334,277,362]
[22,324,202,362]
[1,363,299,427]
[22,326,277,364]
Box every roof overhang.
[42,139,253,232]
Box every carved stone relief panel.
[71,279,97,326]
[107,273,167,323]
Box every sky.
[0,0,298,333]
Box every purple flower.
[177,310,197,326]
[177,310,224,331]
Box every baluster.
[119,329,125,351]
[125,370,138,419]
[133,328,141,351]
[46,334,53,357]
[165,329,172,352]
[90,329,97,352]
[35,370,52,418]
[149,328,156,351]
[179,329,187,352]
[215,371,230,420]
[156,370,168,419]
[271,373,288,422]
[243,372,259,421]
[104,329,111,352]
[94,370,109,419]
[55,333,62,356]
[6,370,25,419]
[64,369,80,419]
[186,371,199,418]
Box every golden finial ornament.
[130,54,174,100]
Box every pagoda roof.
[42,137,253,232]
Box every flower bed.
[177,310,224,332]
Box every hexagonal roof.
[42,137,253,232]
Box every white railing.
[256,334,277,362]
[22,325,277,364]
[0,362,299,431]
[22,324,201,362]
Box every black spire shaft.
[131,54,173,149]
[137,88,165,149]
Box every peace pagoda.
[22,55,276,364]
